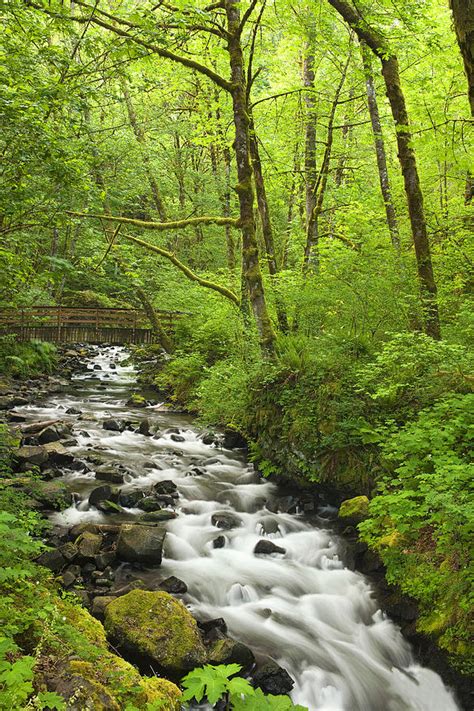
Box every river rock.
[338,495,370,525]
[104,589,207,675]
[116,524,166,565]
[159,576,187,595]
[170,433,185,442]
[43,442,75,467]
[153,480,178,496]
[14,445,48,468]
[211,511,242,530]
[95,468,124,484]
[126,394,147,407]
[89,485,112,507]
[95,551,116,570]
[137,496,163,512]
[139,510,177,523]
[76,531,103,559]
[97,500,123,514]
[59,542,79,562]
[253,660,294,695]
[103,418,124,432]
[213,535,226,549]
[66,407,82,415]
[138,419,151,436]
[118,490,144,508]
[254,540,286,556]
[222,429,247,449]
[208,637,255,671]
[36,549,67,573]
[201,432,216,445]
[37,425,61,444]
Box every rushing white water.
[16,346,460,711]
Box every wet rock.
[201,433,216,445]
[211,511,242,530]
[89,485,112,507]
[103,419,124,432]
[66,407,82,415]
[0,395,29,410]
[43,442,75,467]
[93,364,102,370]
[153,480,178,497]
[187,466,205,477]
[126,394,147,408]
[104,589,206,675]
[170,433,185,443]
[118,490,144,508]
[76,531,103,559]
[138,419,151,436]
[213,535,226,549]
[37,425,61,444]
[253,660,294,695]
[97,500,124,514]
[116,524,166,565]
[137,496,163,512]
[96,468,124,484]
[36,549,66,572]
[254,540,286,556]
[15,445,48,468]
[154,495,177,507]
[257,517,281,535]
[95,552,116,570]
[222,429,247,449]
[198,618,227,639]
[91,595,115,619]
[61,566,81,588]
[208,638,255,671]
[139,510,177,523]
[59,542,78,562]
[67,459,91,473]
[159,576,187,595]
[357,548,384,574]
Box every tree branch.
[25,0,233,92]
[66,211,239,231]
[122,233,240,306]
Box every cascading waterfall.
[16,346,460,711]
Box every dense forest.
[0,0,473,709]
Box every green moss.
[338,495,369,522]
[104,589,207,674]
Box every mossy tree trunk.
[450,0,474,117]
[327,0,441,340]
[225,0,276,356]
[360,42,400,250]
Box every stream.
[15,346,460,711]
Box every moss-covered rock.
[35,599,181,710]
[104,589,207,675]
[338,495,369,523]
[126,393,147,407]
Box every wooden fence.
[0,306,183,345]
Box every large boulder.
[104,590,206,675]
[15,445,48,468]
[207,637,255,671]
[37,425,61,445]
[43,442,75,467]
[211,511,242,530]
[89,485,113,508]
[116,524,166,565]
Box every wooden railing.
[0,306,185,344]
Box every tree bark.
[121,80,168,221]
[360,42,400,249]
[326,0,441,340]
[449,0,474,116]
[303,49,318,271]
[225,0,276,355]
[135,286,173,353]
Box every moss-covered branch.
[67,211,239,232]
[121,233,240,306]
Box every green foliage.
[359,393,474,671]
[181,664,307,710]
[0,337,57,378]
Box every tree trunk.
[121,80,168,221]
[360,42,400,249]
[135,286,173,353]
[326,0,441,340]
[249,114,289,332]
[303,49,318,271]
[450,0,474,116]
[225,0,276,356]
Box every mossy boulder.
[126,393,147,407]
[104,589,207,675]
[338,495,369,524]
[37,600,181,710]
[116,523,166,564]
